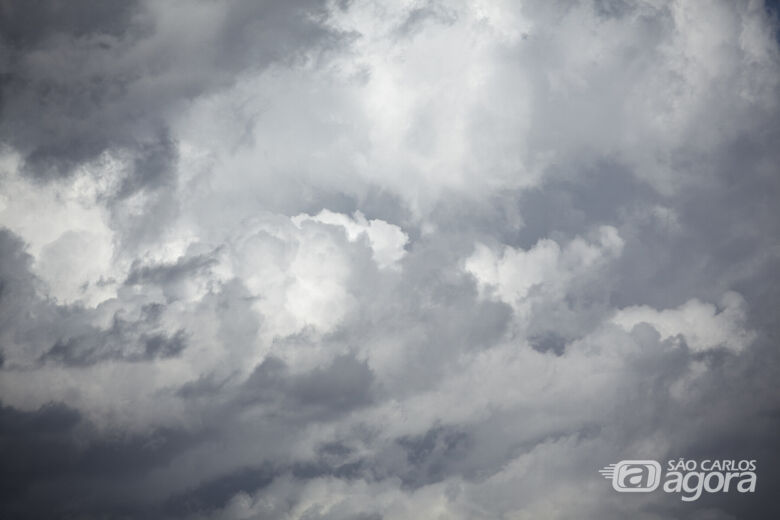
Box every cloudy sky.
[1,0,779,518]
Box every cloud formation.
[1,0,780,518]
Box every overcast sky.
[1,1,779,518]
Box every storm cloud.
[1,1,780,518]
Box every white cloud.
[293,209,408,269]
[465,226,623,316]
[612,291,756,352]
[0,151,118,305]
[228,213,358,339]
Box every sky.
[0,0,779,518]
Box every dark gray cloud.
[40,326,188,366]
[238,354,376,416]
[0,402,205,519]
[125,251,220,294]
[0,0,343,187]
[0,0,139,49]
[1,0,779,519]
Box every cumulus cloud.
[293,210,409,269]
[1,1,780,519]
[612,291,756,353]
[465,225,623,308]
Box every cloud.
[612,291,756,353]
[465,225,624,308]
[1,0,780,519]
[0,0,343,182]
[293,209,409,269]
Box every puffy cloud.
[293,210,408,269]
[465,225,624,310]
[0,152,118,305]
[612,291,756,352]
